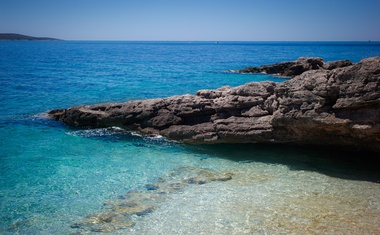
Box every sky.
[1,0,380,41]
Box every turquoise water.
[1,41,380,234]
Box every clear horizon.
[2,35,380,42]
[1,0,380,41]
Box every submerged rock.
[49,57,380,152]
[71,166,233,233]
[70,211,134,232]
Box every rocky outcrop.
[237,57,352,77]
[49,57,380,152]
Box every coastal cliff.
[49,57,380,152]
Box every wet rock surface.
[49,57,380,152]
[70,166,232,233]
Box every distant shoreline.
[1,34,378,42]
[0,33,61,41]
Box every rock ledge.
[49,57,380,152]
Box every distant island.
[0,33,61,41]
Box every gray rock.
[322,60,353,70]
[49,57,380,152]
[237,57,353,77]
[237,57,325,77]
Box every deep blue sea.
[1,41,380,234]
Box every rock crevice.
[49,57,380,152]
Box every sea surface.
[1,41,380,234]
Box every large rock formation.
[237,57,352,77]
[49,57,380,152]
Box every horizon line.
[1,34,378,42]
[6,39,380,42]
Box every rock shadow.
[185,143,380,183]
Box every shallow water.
[1,41,380,234]
[131,165,380,235]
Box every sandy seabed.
[123,160,380,235]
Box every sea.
[1,41,380,234]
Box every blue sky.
[1,0,379,41]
